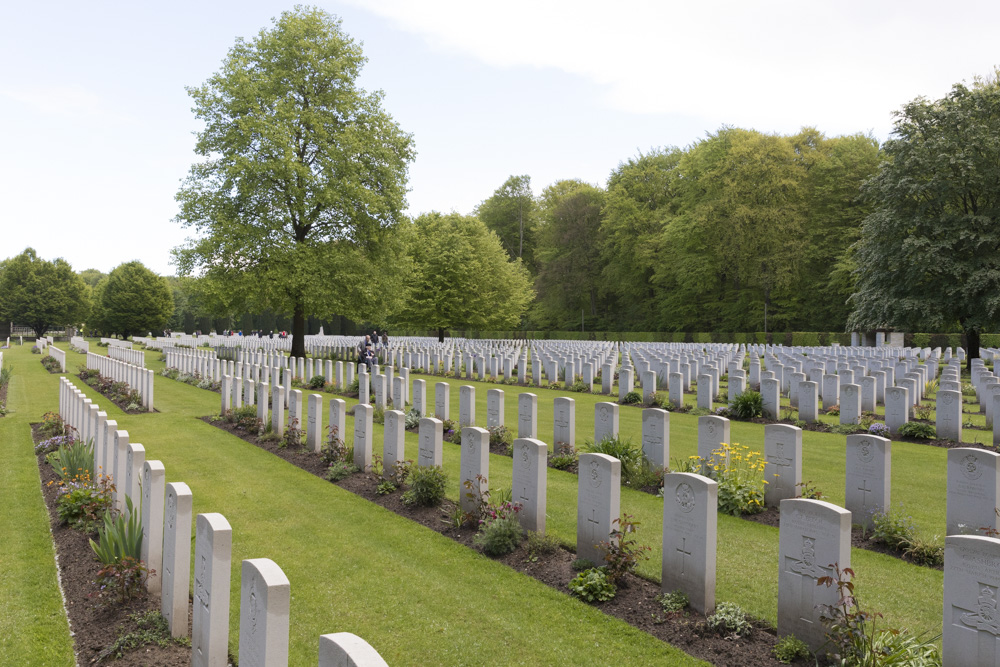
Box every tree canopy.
[0,248,89,337]
[173,6,414,356]
[393,213,533,341]
[532,180,608,329]
[849,75,1000,365]
[91,261,174,338]
[476,175,538,272]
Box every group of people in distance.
[357,330,388,372]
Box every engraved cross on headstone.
[676,537,692,575]
[857,479,873,507]
[767,444,793,494]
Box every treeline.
[479,126,881,333]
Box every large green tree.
[849,76,1000,367]
[0,248,89,337]
[599,149,682,329]
[532,180,608,329]
[97,262,174,338]
[394,213,533,342]
[476,175,538,271]
[173,7,414,357]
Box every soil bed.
[204,417,806,666]
[32,424,191,666]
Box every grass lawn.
[7,341,960,664]
[14,342,706,666]
[0,345,75,666]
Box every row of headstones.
[48,344,67,372]
[100,337,133,348]
[107,343,146,368]
[85,351,154,410]
[57,377,390,666]
[69,336,89,354]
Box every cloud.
[347,0,1000,136]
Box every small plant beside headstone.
[704,442,766,516]
[897,422,936,439]
[568,567,616,603]
[401,465,447,507]
[597,513,651,585]
[706,601,754,638]
[816,564,941,664]
[771,635,810,664]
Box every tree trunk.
[437,327,445,344]
[965,327,981,372]
[291,301,306,358]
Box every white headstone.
[662,472,718,615]
[576,453,621,565]
[459,385,475,427]
[553,396,575,451]
[353,404,373,471]
[434,382,450,421]
[512,438,548,533]
[764,424,803,507]
[948,448,1000,536]
[318,633,388,667]
[487,389,504,428]
[697,415,731,462]
[777,499,851,653]
[239,558,290,667]
[418,417,444,468]
[383,410,406,476]
[192,513,232,667]
[594,402,619,445]
[518,393,538,439]
[162,482,192,638]
[937,389,963,442]
[140,460,165,594]
[460,427,490,514]
[942,535,1000,666]
[844,434,891,530]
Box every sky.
[2,0,999,276]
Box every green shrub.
[473,516,524,557]
[706,442,766,516]
[568,567,616,603]
[38,411,66,439]
[772,635,810,664]
[550,453,577,470]
[47,439,95,481]
[308,374,326,389]
[620,390,641,405]
[404,408,422,429]
[582,436,645,486]
[706,601,754,638]
[571,558,594,571]
[898,422,936,439]
[488,425,513,453]
[657,590,689,614]
[402,465,448,507]
[325,461,357,482]
[598,514,651,584]
[90,496,144,565]
[56,473,113,532]
[729,390,763,419]
[902,535,944,567]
